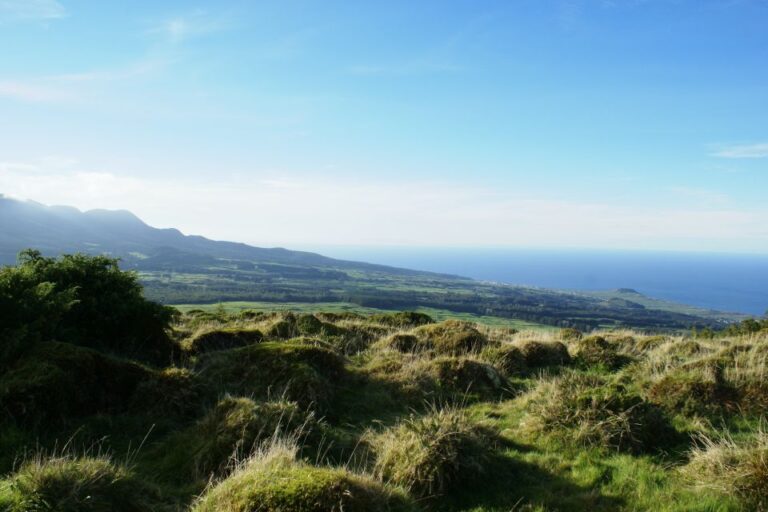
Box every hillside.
[0,196,744,330]
[2,253,767,511]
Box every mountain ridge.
[0,195,745,330]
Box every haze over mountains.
[0,195,746,330]
[0,195,433,275]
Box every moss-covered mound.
[196,341,345,411]
[185,328,263,354]
[525,372,678,453]
[404,320,489,355]
[155,396,317,480]
[131,367,203,419]
[515,340,571,368]
[191,444,415,512]
[368,407,493,498]
[0,454,163,512]
[0,341,147,426]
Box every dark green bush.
[0,250,176,366]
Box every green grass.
[172,301,554,331]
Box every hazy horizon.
[2,1,767,252]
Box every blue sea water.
[306,247,768,315]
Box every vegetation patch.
[154,395,317,480]
[0,453,163,512]
[407,320,489,355]
[682,431,768,511]
[0,341,147,426]
[369,311,435,328]
[185,328,263,354]
[571,336,627,369]
[525,372,679,453]
[191,441,415,512]
[367,407,494,498]
[647,368,737,418]
[514,340,571,368]
[480,344,527,377]
[196,341,345,411]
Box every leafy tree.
[1,250,176,366]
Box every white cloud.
[0,0,65,21]
[712,143,768,159]
[1,163,767,252]
[149,10,230,43]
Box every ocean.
[306,247,768,316]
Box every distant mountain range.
[0,195,443,276]
[0,195,746,330]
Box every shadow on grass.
[437,451,626,512]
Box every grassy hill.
[1,253,767,511]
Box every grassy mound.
[404,320,489,355]
[416,357,506,400]
[185,328,263,354]
[0,454,162,512]
[571,336,626,369]
[682,431,768,510]
[0,342,147,426]
[515,340,571,368]
[481,344,527,377]
[369,311,435,328]
[647,368,737,418]
[525,372,678,453]
[131,367,203,419]
[191,442,415,512]
[154,395,317,480]
[367,407,493,498]
[196,341,345,411]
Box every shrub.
[682,431,768,510]
[525,372,678,453]
[185,328,263,354]
[0,250,176,365]
[196,341,345,411]
[155,395,317,480]
[191,440,415,512]
[515,340,571,368]
[367,406,493,498]
[0,453,163,512]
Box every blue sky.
[0,0,767,251]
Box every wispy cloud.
[0,56,168,104]
[2,163,766,252]
[0,0,65,22]
[0,80,72,102]
[148,10,231,44]
[712,142,768,159]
